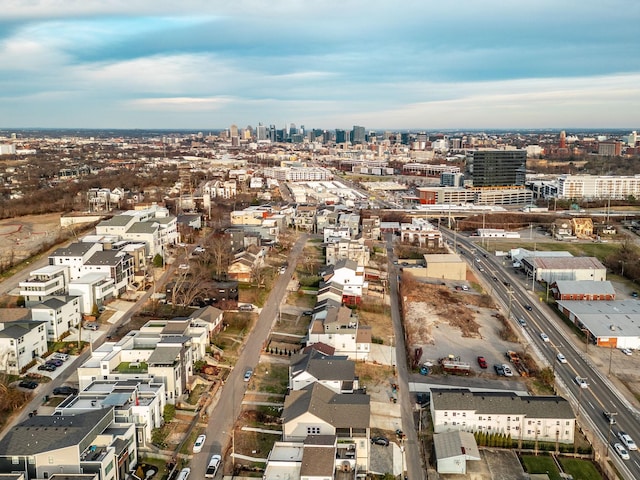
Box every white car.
[575,375,588,388]
[556,353,567,364]
[614,443,630,460]
[205,454,222,478]
[178,263,190,270]
[540,333,550,342]
[620,348,633,356]
[193,434,206,453]
[618,431,637,451]
[501,364,514,377]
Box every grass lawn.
[251,363,289,395]
[521,455,561,480]
[559,458,602,480]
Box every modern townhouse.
[0,408,136,480]
[49,243,104,280]
[430,388,576,444]
[69,273,116,313]
[31,295,82,341]
[82,251,134,296]
[55,379,166,448]
[19,265,70,307]
[0,312,47,374]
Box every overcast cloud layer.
[1,0,639,130]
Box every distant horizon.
[1,126,637,136]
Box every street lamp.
[580,328,590,354]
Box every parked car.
[556,353,567,364]
[494,364,505,376]
[618,431,637,450]
[614,443,630,460]
[53,386,78,396]
[477,356,488,369]
[303,310,313,316]
[502,364,514,377]
[84,322,99,331]
[19,380,38,389]
[371,436,390,446]
[46,359,63,367]
[52,352,69,362]
[193,434,206,453]
[620,348,633,356]
[575,376,588,388]
[239,304,254,312]
[631,291,638,298]
[205,455,221,478]
[540,333,550,342]
[38,364,56,371]
[243,368,253,382]
[178,263,190,270]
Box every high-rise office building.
[352,125,366,144]
[257,123,267,141]
[336,129,349,144]
[471,150,526,187]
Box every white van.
[52,353,69,362]
[177,468,190,480]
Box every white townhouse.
[321,259,367,302]
[0,313,47,374]
[31,295,82,341]
[82,250,135,295]
[430,388,576,444]
[69,272,117,313]
[19,265,70,307]
[49,242,104,280]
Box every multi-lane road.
[446,230,640,479]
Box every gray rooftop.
[147,345,182,365]
[99,215,136,227]
[50,242,96,257]
[431,389,575,419]
[85,250,130,266]
[554,280,616,296]
[433,431,481,461]
[530,256,605,270]
[0,320,46,339]
[0,408,113,455]
[557,300,640,338]
[282,383,370,428]
[126,222,158,234]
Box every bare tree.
[204,234,232,280]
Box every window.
[307,426,320,434]
[507,416,510,422]
[444,412,448,417]
[12,457,19,465]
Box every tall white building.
[557,174,640,200]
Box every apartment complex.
[557,174,640,200]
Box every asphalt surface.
[386,233,425,480]
[189,234,308,477]
[446,229,640,480]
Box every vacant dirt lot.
[0,213,63,265]
[401,276,522,372]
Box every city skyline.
[1,1,639,130]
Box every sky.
[1,0,639,130]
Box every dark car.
[38,364,56,371]
[524,305,533,311]
[53,386,79,396]
[19,380,38,389]
[303,310,313,316]
[46,359,63,367]
[494,364,505,376]
[371,436,390,446]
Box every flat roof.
[424,253,464,264]
[557,300,640,338]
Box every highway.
[444,229,640,479]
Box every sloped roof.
[434,430,480,461]
[431,389,574,419]
[282,383,369,429]
[290,351,353,381]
